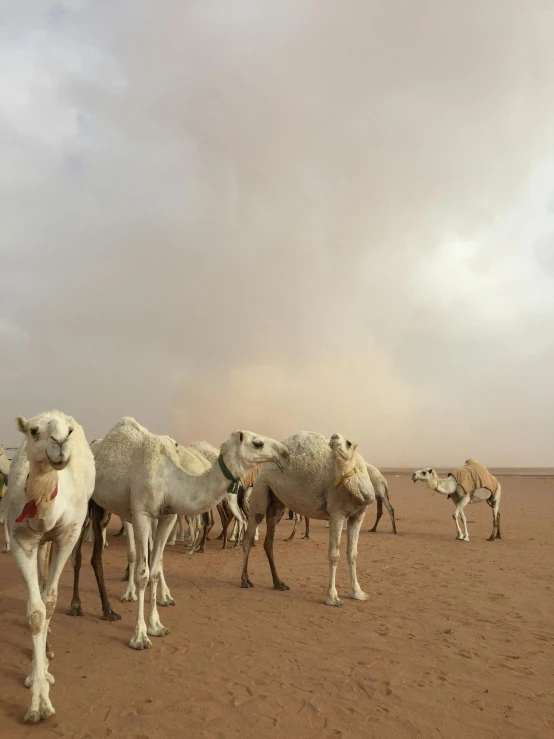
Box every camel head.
[412,468,438,486]
[220,430,290,476]
[329,433,375,505]
[329,432,358,462]
[16,411,76,472]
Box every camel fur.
[82,417,290,650]
[412,460,502,541]
[7,410,95,723]
[241,431,375,606]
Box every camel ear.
[238,431,244,443]
[16,416,29,434]
[353,443,358,452]
[427,468,432,474]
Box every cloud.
[1,1,553,465]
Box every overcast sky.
[1,1,553,466]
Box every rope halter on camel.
[334,467,357,489]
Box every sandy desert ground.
[1,473,553,739]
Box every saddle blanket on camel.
[448,458,499,496]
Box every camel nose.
[331,433,339,440]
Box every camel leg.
[488,485,502,541]
[67,516,88,617]
[346,509,368,601]
[90,501,121,621]
[302,517,310,539]
[11,537,54,723]
[37,542,54,660]
[120,520,137,602]
[157,564,175,606]
[368,498,383,532]
[233,518,243,548]
[192,513,209,553]
[229,517,238,542]
[284,513,300,542]
[216,504,226,540]
[326,513,347,606]
[384,496,397,534]
[176,514,186,541]
[84,520,94,544]
[241,512,264,588]
[452,494,470,541]
[128,513,154,650]
[166,520,178,546]
[114,516,125,536]
[146,515,175,638]
[3,519,11,553]
[220,510,230,549]
[264,495,289,591]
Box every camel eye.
[253,440,264,450]
[30,427,39,438]
[346,440,352,448]
[68,428,74,436]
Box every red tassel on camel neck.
[16,485,58,523]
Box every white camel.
[0,443,12,553]
[241,431,375,606]
[412,458,502,541]
[7,410,95,723]
[91,417,289,649]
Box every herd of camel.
[0,409,503,723]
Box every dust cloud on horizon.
[1,1,553,467]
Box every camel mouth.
[47,454,69,471]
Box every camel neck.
[165,458,242,517]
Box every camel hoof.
[120,592,137,602]
[166,541,176,546]
[351,590,369,601]
[274,581,290,591]
[102,609,122,621]
[325,597,343,607]
[24,702,55,723]
[67,604,83,617]
[129,635,152,650]
[147,625,169,637]
[301,535,310,540]
[240,579,254,588]
[157,596,175,607]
